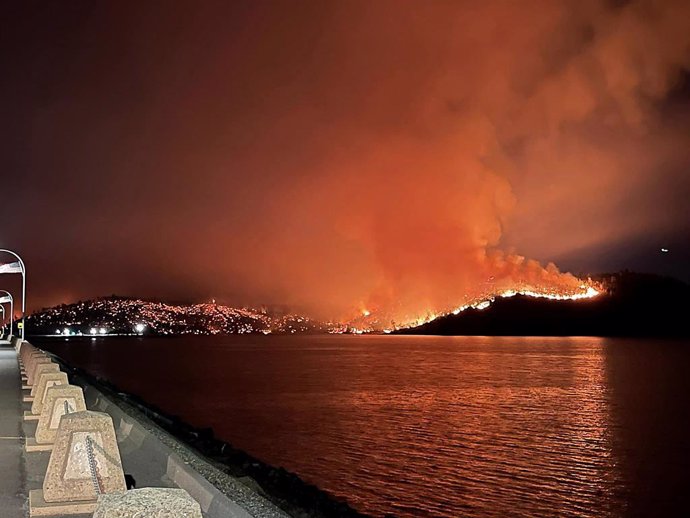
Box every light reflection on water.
[39,335,689,517]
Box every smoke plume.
[222,0,690,321]
[2,0,689,320]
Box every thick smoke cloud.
[1,0,689,320]
[226,0,690,320]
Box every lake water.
[37,335,689,517]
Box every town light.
[0,249,26,340]
[63,327,71,336]
[99,328,107,335]
[135,323,145,334]
[90,328,97,335]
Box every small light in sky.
[661,248,669,253]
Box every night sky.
[1,1,689,318]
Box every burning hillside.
[343,267,602,333]
[396,272,689,337]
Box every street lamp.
[0,290,14,340]
[0,249,26,341]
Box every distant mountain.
[26,296,330,336]
[397,272,690,337]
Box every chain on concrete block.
[90,437,123,470]
[85,435,102,496]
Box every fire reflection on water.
[34,335,657,518]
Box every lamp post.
[0,305,7,340]
[0,249,26,341]
[0,290,13,340]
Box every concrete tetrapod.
[29,410,126,516]
[26,384,86,452]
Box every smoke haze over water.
[1,0,689,318]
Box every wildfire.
[344,279,602,333]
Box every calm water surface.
[38,336,690,517]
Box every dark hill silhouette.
[398,272,690,337]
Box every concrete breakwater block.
[20,349,36,367]
[20,348,36,364]
[30,410,126,516]
[31,372,69,415]
[27,356,53,385]
[24,349,46,367]
[30,364,60,396]
[30,385,87,450]
[28,358,54,382]
[29,490,98,517]
[22,349,41,366]
[93,487,203,518]
[25,440,53,452]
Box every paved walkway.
[0,340,26,517]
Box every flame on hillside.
[340,278,602,334]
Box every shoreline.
[46,349,369,518]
